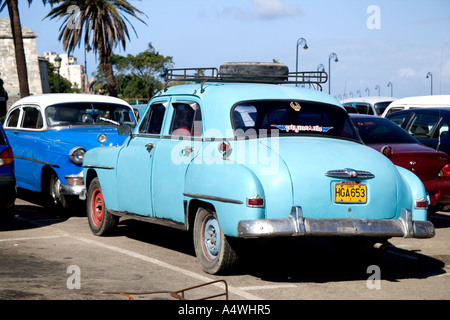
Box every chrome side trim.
[183,192,243,205]
[237,206,435,239]
[109,210,187,231]
[14,155,60,168]
[83,165,115,170]
[325,168,375,179]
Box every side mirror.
[117,124,132,136]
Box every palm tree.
[0,1,49,97]
[45,0,146,97]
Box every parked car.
[342,97,396,116]
[381,95,450,117]
[0,123,16,222]
[386,107,450,157]
[350,114,450,211]
[83,63,434,275]
[3,93,136,209]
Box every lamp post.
[426,72,433,95]
[365,87,370,96]
[356,90,361,97]
[295,38,308,86]
[375,85,380,96]
[387,82,393,97]
[328,53,338,94]
[54,54,62,93]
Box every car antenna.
[436,109,442,153]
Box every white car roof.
[341,96,396,105]
[11,93,131,109]
[386,95,450,107]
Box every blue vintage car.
[3,93,136,208]
[0,123,16,222]
[82,63,435,274]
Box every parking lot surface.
[1,192,449,302]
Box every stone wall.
[0,18,45,109]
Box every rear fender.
[395,165,428,221]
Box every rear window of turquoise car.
[232,100,360,141]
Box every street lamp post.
[426,72,433,95]
[356,90,361,97]
[295,38,308,86]
[387,82,393,97]
[365,88,370,96]
[328,53,338,94]
[375,85,380,96]
[54,54,62,93]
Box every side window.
[22,106,43,129]
[387,113,409,126]
[6,108,20,128]
[139,102,166,134]
[170,102,202,137]
[432,118,450,139]
[406,113,439,139]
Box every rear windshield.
[45,102,136,127]
[352,116,419,144]
[232,100,360,141]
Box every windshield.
[351,116,419,144]
[45,102,136,128]
[232,100,360,142]
[374,101,393,115]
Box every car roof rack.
[163,63,328,92]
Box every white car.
[381,95,450,117]
[342,96,396,116]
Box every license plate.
[334,182,367,203]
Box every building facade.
[0,17,44,107]
[0,18,88,109]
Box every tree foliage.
[93,43,173,100]
[45,0,146,97]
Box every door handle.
[145,143,155,153]
[183,146,194,157]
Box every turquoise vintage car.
[83,63,435,274]
[3,94,136,208]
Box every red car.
[350,114,450,211]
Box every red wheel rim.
[90,188,104,227]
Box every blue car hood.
[44,126,129,149]
[260,136,399,219]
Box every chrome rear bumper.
[237,206,435,239]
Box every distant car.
[0,123,16,222]
[381,95,450,117]
[82,63,434,275]
[3,93,136,209]
[385,107,450,157]
[342,97,396,116]
[351,114,450,211]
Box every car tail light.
[381,145,393,158]
[438,164,450,178]
[414,197,429,209]
[246,195,264,208]
[0,147,14,166]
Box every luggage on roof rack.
[163,62,328,92]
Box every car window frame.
[138,100,169,135]
[5,104,45,131]
[168,100,203,138]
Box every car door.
[5,105,44,191]
[403,111,442,150]
[115,99,168,216]
[151,98,202,223]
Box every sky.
[1,0,450,99]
